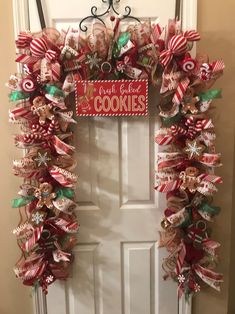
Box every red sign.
[75,80,148,116]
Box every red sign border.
[75,79,148,117]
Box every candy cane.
[47,119,60,135]
[171,125,187,136]
[23,133,42,144]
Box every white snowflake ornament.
[34,151,51,167]
[31,211,45,225]
[184,139,205,160]
[85,52,102,70]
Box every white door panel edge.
[11,1,197,314]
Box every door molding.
[11,1,197,314]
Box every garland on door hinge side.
[7,17,224,296]
[155,22,224,297]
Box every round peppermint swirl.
[21,78,36,92]
[181,58,197,72]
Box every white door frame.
[11,1,197,313]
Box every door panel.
[27,1,179,314]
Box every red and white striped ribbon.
[51,62,61,81]
[151,23,163,43]
[9,104,31,121]
[193,264,223,291]
[16,54,39,65]
[52,135,75,155]
[175,242,186,276]
[172,77,190,105]
[211,59,225,73]
[15,32,33,49]
[198,174,222,184]
[49,165,78,188]
[197,181,218,196]
[202,239,220,256]
[155,179,181,193]
[22,225,43,252]
[199,153,221,167]
[155,129,174,145]
[54,218,79,233]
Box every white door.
[13,1,196,314]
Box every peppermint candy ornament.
[180,57,197,73]
[199,63,212,81]
[160,34,188,67]
[30,37,48,57]
[21,78,36,92]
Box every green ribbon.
[199,203,220,216]
[44,85,64,97]
[9,91,29,101]
[179,208,192,228]
[162,112,182,127]
[199,89,222,102]
[117,32,131,49]
[56,188,74,199]
[12,196,35,208]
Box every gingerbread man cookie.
[181,88,200,115]
[179,167,201,193]
[34,182,56,209]
[31,96,55,125]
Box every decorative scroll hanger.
[79,0,141,32]
[36,0,182,32]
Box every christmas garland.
[7,18,224,297]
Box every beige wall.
[0,0,234,314]
[194,1,235,314]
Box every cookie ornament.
[179,167,200,193]
[34,182,57,209]
[31,96,55,125]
